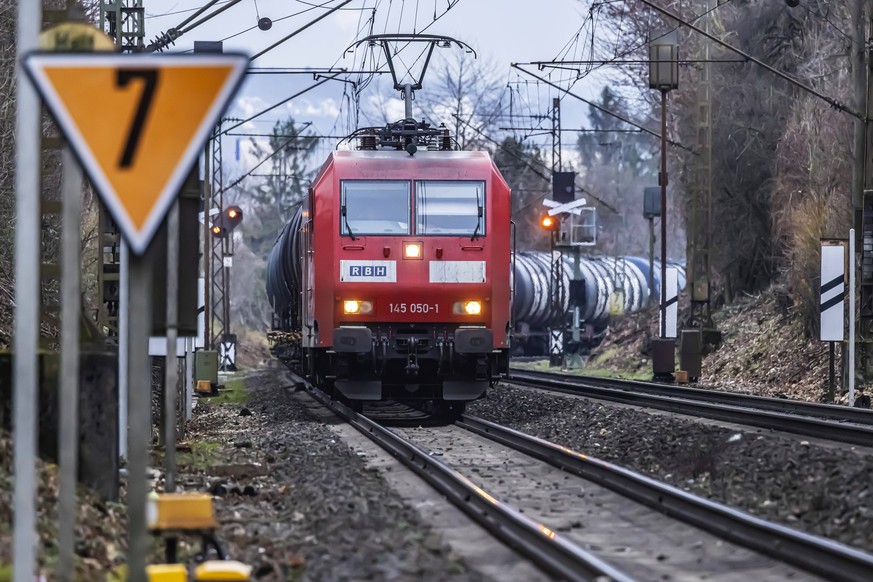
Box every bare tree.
[585,0,854,316]
[415,51,506,149]
[229,117,319,333]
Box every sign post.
[820,239,846,402]
[850,230,856,406]
[13,3,42,581]
[23,52,247,581]
[57,144,84,582]
[34,22,119,581]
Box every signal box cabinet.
[195,350,219,385]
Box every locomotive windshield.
[415,181,486,236]
[341,181,410,236]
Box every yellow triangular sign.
[24,53,248,254]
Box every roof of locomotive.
[311,149,505,189]
[331,149,492,160]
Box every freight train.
[511,252,686,356]
[267,119,512,415]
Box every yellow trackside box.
[194,560,253,581]
[147,493,217,531]
[147,564,187,582]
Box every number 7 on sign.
[116,69,159,169]
[22,52,248,255]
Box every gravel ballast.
[172,367,483,581]
[468,384,873,553]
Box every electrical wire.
[801,1,852,42]
[145,0,234,19]
[223,131,318,194]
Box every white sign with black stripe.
[820,244,845,342]
[659,267,678,339]
[220,339,236,369]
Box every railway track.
[508,369,873,447]
[298,377,630,582]
[294,374,873,581]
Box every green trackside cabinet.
[195,350,219,386]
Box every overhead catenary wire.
[222,73,344,135]
[451,114,620,216]
[145,1,234,19]
[634,0,862,120]
[512,64,696,155]
[250,0,353,62]
[224,131,318,194]
[147,0,245,51]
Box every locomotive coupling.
[405,353,420,376]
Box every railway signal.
[224,205,243,230]
[541,215,560,231]
[210,206,243,238]
[210,223,227,238]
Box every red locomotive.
[267,119,512,414]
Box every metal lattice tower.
[208,125,229,352]
[685,0,719,339]
[548,97,565,366]
[99,1,145,52]
[551,97,562,173]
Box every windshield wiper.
[471,187,483,241]
[342,204,356,241]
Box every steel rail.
[509,370,873,447]
[512,369,873,425]
[294,375,634,582]
[457,414,873,582]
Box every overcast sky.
[144,0,615,171]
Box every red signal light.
[541,215,559,230]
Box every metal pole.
[163,201,179,568]
[57,146,83,581]
[660,89,668,338]
[649,217,655,306]
[829,342,836,403]
[203,142,212,350]
[119,239,129,459]
[850,228,857,406]
[127,252,153,582]
[13,2,42,580]
[223,236,230,356]
[186,337,194,420]
[164,200,179,492]
[403,83,413,119]
[572,248,581,343]
[852,0,864,238]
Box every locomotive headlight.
[403,242,422,259]
[453,300,482,315]
[343,300,373,315]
